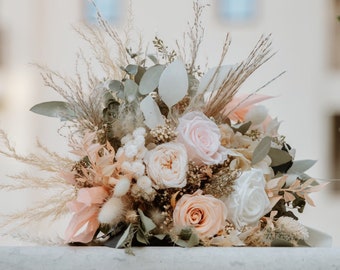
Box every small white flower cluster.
[116,127,156,201]
[99,128,154,225]
[116,127,148,179]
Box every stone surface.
[0,246,340,270]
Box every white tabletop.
[0,246,339,270]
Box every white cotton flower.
[124,143,138,158]
[137,175,152,190]
[133,136,145,149]
[121,134,133,145]
[245,105,268,125]
[98,196,125,225]
[131,161,145,178]
[133,127,146,137]
[121,161,132,173]
[113,177,131,197]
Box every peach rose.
[173,190,228,239]
[176,111,228,165]
[144,142,188,188]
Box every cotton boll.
[133,136,145,149]
[121,161,132,173]
[132,161,145,178]
[98,197,125,225]
[245,105,268,125]
[137,176,152,190]
[114,177,131,197]
[124,143,138,158]
[133,127,146,137]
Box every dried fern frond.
[0,130,74,173]
[6,232,65,246]
[35,63,106,134]
[73,24,125,79]
[0,189,75,232]
[2,174,71,191]
[0,191,74,245]
[186,34,231,112]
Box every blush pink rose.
[144,142,188,188]
[176,111,228,165]
[173,190,228,239]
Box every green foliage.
[174,228,200,247]
[268,148,292,167]
[252,136,271,165]
[232,121,252,135]
[139,64,165,95]
[30,101,75,121]
[287,160,317,176]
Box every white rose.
[226,169,271,229]
[144,142,188,188]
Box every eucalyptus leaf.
[148,54,159,64]
[287,160,317,175]
[138,209,156,233]
[175,228,199,247]
[136,230,149,245]
[232,121,252,135]
[134,66,146,85]
[297,239,311,247]
[305,226,333,247]
[179,228,192,240]
[154,234,166,240]
[30,101,75,121]
[271,239,294,247]
[108,80,124,99]
[102,91,115,107]
[140,95,165,129]
[252,136,272,165]
[109,80,124,91]
[125,64,139,75]
[124,79,139,103]
[187,231,199,247]
[115,224,132,248]
[139,64,165,95]
[197,65,232,94]
[158,60,188,108]
[174,239,189,248]
[268,148,293,167]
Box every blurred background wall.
[0,0,339,245]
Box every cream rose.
[173,190,228,239]
[144,142,188,188]
[226,169,271,229]
[176,111,228,165]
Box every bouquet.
[0,2,326,250]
